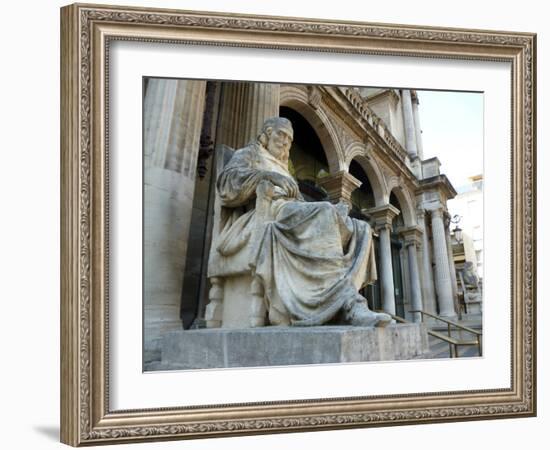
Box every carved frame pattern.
[61,3,536,446]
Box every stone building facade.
[143,79,459,362]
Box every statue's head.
[258,117,294,162]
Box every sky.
[416,90,483,189]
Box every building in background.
[449,175,484,314]
[143,80,468,363]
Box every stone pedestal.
[158,324,431,370]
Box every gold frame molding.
[60,2,536,446]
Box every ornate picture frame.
[60,3,536,446]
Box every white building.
[448,175,484,280]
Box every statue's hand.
[256,179,275,199]
[264,172,300,199]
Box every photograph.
[143,79,484,371]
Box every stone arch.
[346,148,387,207]
[387,179,416,226]
[280,86,345,173]
[345,141,368,165]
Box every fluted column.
[430,207,456,317]
[400,227,424,322]
[217,82,280,149]
[411,91,424,161]
[367,205,400,315]
[143,79,207,361]
[417,209,437,314]
[317,171,362,207]
[401,89,418,158]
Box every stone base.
[157,324,430,371]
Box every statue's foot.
[345,299,392,327]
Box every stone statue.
[458,261,482,314]
[461,261,480,289]
[206,117,391,328]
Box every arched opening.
[346,153,387,207]
[280,106,329,201]
[349,159,376,218]
[390,186,415,227]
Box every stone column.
[430,207,456,317]
[317,171,362,207]
[217,82,280,149]
[367,205,400,315]
[411,91,424,161]
[417,209,437,315]
[401,89,418,158]
[143,79,207,362]
[400,227,423,322]
[444,214,460,318]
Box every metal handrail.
[410,309,482,336]
[410,309,482,357]
[375,309,482,358]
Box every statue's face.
[266,126,293,159]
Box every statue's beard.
[267,144,285,159]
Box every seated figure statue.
[206,117,391,328]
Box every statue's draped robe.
[208,143,377,326]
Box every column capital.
[425,202,445,219]
[398,225,423,247]
[365,204,400,230]
[317,170,362,205]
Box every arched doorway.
[280,106,330,201]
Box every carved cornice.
[398,225,423,247]
[317,170,362,203]
[417,174,457,200]
[366,204,400,230]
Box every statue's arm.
[217,149,263,207]
[218,147,300,206]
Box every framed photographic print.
[60,2,536,446]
